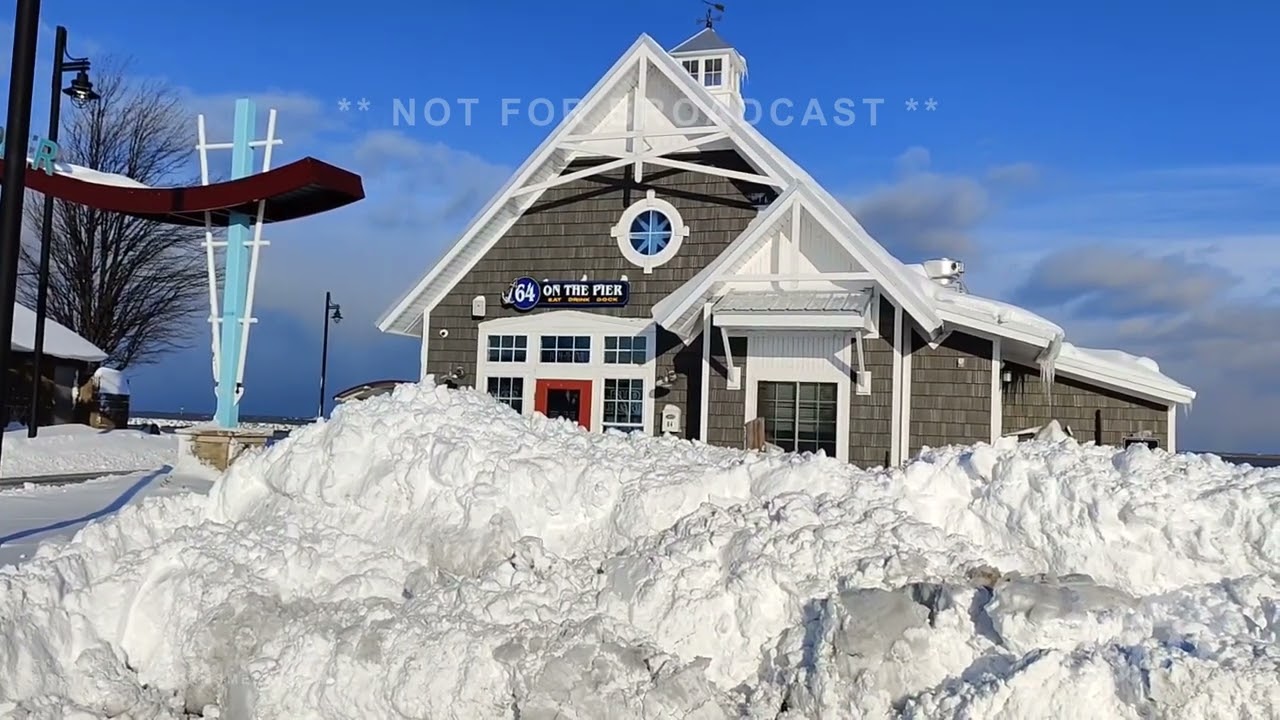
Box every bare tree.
[20,57,209,369]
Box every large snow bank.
[0,381,1275,718]
[0,424,178,478]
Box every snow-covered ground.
[0,380,1276,719]
[130,416,303,433]
[0,471,214,568]
[0,424,179,478]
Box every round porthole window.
[611,190,689,273]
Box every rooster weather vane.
[700,1,725,29]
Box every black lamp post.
[318,292,342,418]
[27,25,99,438]
[0,0,43,468]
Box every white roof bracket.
[720,324,741,390]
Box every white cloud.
[842,148,1031,261]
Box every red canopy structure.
[0,156,364,226]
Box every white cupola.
[669,27,748,117]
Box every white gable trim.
[378,34,797,336]
[652,187,942,342]
[376,38,648,336]
[651,186,799,340]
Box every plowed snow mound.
[1,380,1276,718]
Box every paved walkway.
[0,468,151,488]
[0,468,212,567]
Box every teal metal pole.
[213,99,255,428]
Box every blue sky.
[3,0,1278,451]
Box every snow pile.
[93,367,130,396]
[0,380,1276,719]
[0,425,178,478]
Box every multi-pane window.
[604,335,647,364]
[486,377,524,413]
[603,378,645,433]
[758,381,838,457]
[682,59,699,81]
[702,57,723,87]
[487,335,527,363]
[540,335,591,363]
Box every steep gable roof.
[377,33,942,337]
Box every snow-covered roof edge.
[11,302,107,363]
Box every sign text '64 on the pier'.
[501,276,630,312]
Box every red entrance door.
[534,379,593,430]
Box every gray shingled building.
[378,28,1195,467]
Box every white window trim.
[742,331,851,462]
[475,311,658,434]
[610,189,690,274]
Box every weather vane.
[700,1,725,29]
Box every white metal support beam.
[642,155,787,188]
[700,302,712,441]
[853,329,870,396]
[990,336,1003,443]
[720,325,741,390]
[516,131,731,198]
[890,301,903,465]
[560,127,723,144]
[632,58,646,183]
[789,204,801,289]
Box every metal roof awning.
[711,289,873,331]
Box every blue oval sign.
[504,276,542,312]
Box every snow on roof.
[51,160,150,189]
[11,302,107,362]
[902,263,1194,402]
[0,380,1272,715]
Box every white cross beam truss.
[194,110,283,400]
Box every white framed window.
[682,59,699,81]
[487,377,525,412]
[603,378,645,433]
[702,57,723,87]
[742,332,852,462]
[758,381,839,456]
[475,312,658,435]
[610,189,690,274]
[487,334,528,363]
[604,335,647,364]
[540,335,591,363]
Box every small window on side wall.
[486,377,524,413]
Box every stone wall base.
[177,426,276,471]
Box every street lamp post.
[27,25,99,438]
[0,0,44,467]
[318,292,342,418]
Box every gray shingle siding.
[1001,364,1169,447]
[909,330,993,454]
[427,151,762,438]
[707,332,748,447]
[848,298,896,468]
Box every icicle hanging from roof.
[1035,333,1064,401]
